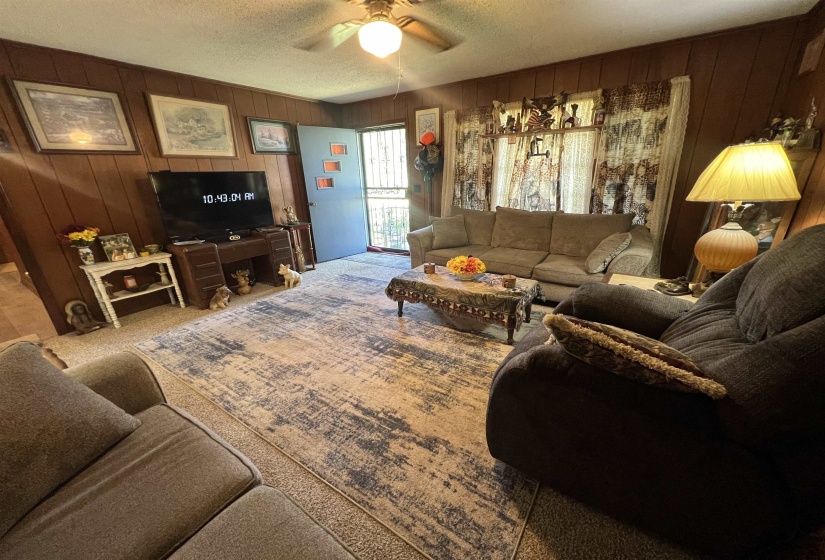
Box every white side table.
[80,252,185,328]
[605,273,699,303]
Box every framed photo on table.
[99,233,138,262]
[146,93,237,158]
[247,117,296,154]
[415,107,440,144]
[8,78,139,154]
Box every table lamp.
[686,142,800,288]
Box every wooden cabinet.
[168,230,294,309]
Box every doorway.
[359,126,410,251]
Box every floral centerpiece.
[57,224,100,265]
[446,255,486,281]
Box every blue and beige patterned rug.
[136,272,539,560]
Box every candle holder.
[423,263,436,274]
[502,274,517,289]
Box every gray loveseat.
[407,207,654,301]
[0,343,356,560]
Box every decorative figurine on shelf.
[209,286,232,310]
[102,280,116,298]
[492,100,507,133]
[65,300,106,335]
[278,263,302,288]
[284,206,299,225]
[231,269,252,295]
[523,91,567,131]
[156,270,171,285]
[806,97,818,129]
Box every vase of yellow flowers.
[446,255,486,281]
[57,224,100,265]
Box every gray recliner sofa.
[0,343,356,560]
[486,224,825,557]
[407,207,654,301]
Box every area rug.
[135,273,537,560]
[342,251,411,269]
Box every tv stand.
[167,230,294,309]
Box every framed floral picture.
[8,78,139,154]
[247,117,296,154]
[146,93,237,158]
[415,107,440,144]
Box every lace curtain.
[491,91,599,213]
[592,76,690,274]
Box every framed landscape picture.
[146,93,237,158]
[8,78,139,154]
[247,117,296,154]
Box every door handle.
[309,202,317,206]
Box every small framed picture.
[330,143,347,155]
[146,93,237,158]
[247,117,296,154]
[323,160,341,172]
[799,28,825,76]
[415,107,440,144]
[316,177,334,189]
[99,233,138,262]
[8,78,139,154]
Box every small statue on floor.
[209,286,232,310]
[278,263,302,288]
[65,300,106,335]
[231,269,252,295]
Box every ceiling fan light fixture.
[358,19,402,58]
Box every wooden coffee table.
[385,265,543,344]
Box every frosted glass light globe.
[358,20,402,58]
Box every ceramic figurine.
[278,263,302,288]
[209,286,232,310]
[231,269,252,295]
[284,206,299,225]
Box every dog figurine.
[231,269,252,295]
[278,263,302,288]
[209,286,232,310]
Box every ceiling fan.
[296,0,453,58]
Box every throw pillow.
[431,215,469,249]
[491,207,555,251]
[543,314,726,399]
[584,232,633,273]
[0,342,141,537]
[451,206,497,246]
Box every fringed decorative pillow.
[543,314,726,399]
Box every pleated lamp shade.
[686,143,800,203]
[688,142,800,274]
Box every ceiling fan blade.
[295,20,363,52]
[395,16,452,52]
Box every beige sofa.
[0,342,356,560]
[408,207,654,301]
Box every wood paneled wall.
[0,39,340,334]
[340,17,808,279]
[784,2,825,235]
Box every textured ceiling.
[0,0,817,103]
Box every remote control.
[172,240,205,245]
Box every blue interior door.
[297,125,368,262]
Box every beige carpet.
[47,255,708,559]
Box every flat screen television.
[149,171,274,241]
